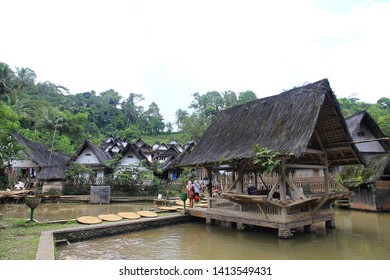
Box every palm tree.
[0,62,21,105]
[36,107,68,164]
[122,93,144,129]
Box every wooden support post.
[279,164,287,203]
[323,154,330,193]
[256,203,268,219]
[254,172,258,189]
[207,168,213,197]
[267,176,282,201]
[238,169,244,194]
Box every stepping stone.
[117,212,141,219]
[97,214,123,222]
[76,216,102,225]
[137,210,158,218]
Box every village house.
[135,138,153,162]
[344,110,390,211]
[177,79,364,238]
[11,133,71,193]
[72,139,112,183]
[114,142,151,174]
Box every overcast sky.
[2,0,390,126]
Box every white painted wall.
[119,150,141,166]
[115,150,149,174]
[353,124,385,153]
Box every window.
[85,153,91,156]
[357,132,365,137]
[127,155,134,158]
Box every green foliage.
[253,144,284,174]
[0,134,26,188]
[337,96,389,136]
[64,163,95,185]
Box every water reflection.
[0,202,154,222]
[56,209,390,260]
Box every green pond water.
[1,203,389,260]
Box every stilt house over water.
[178,79,364,238]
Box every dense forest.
[1,61,389,161]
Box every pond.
[56,209,390,260]
[0,202,155,222]
[1,202,389,260]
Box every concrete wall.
[349,182,390,211]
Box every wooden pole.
[324,154,330,193]
[238,169,244,193]
[254,171,258,189]
[279,163,287,203]
[207,168,213,197]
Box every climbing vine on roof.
[253,144,283,174]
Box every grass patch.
[0,218,78,260]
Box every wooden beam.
[256,203,268,219]
[285,164,327,169]
[329,176,348,192]
[352,137,389,144]
[312,195,330,214]
[258,173,268,188]
[267,176,282,201]
[282,173,308,200]
[304,149,325,155]
[226,177,239,192]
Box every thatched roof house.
[178,79,363,170]
[346,110,390,154]
[12,133,71,180]
[73,139,112,165]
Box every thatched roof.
[160,140,195,172]
[178,79,363,169]
[121,143,151,167]
[12,133,71,180]
[346,110,390,152]
[363,154,390,182]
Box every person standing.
[186,178,195,208]
[193,180,200,203]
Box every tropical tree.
[222,90,238,108]
[238,90,257,104]
[175,108,189,129]
[142,102,165,134]
[121,93,144,129]
[0,62,22,105]
[0,135,25,189]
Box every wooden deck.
[186,191,353,238]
